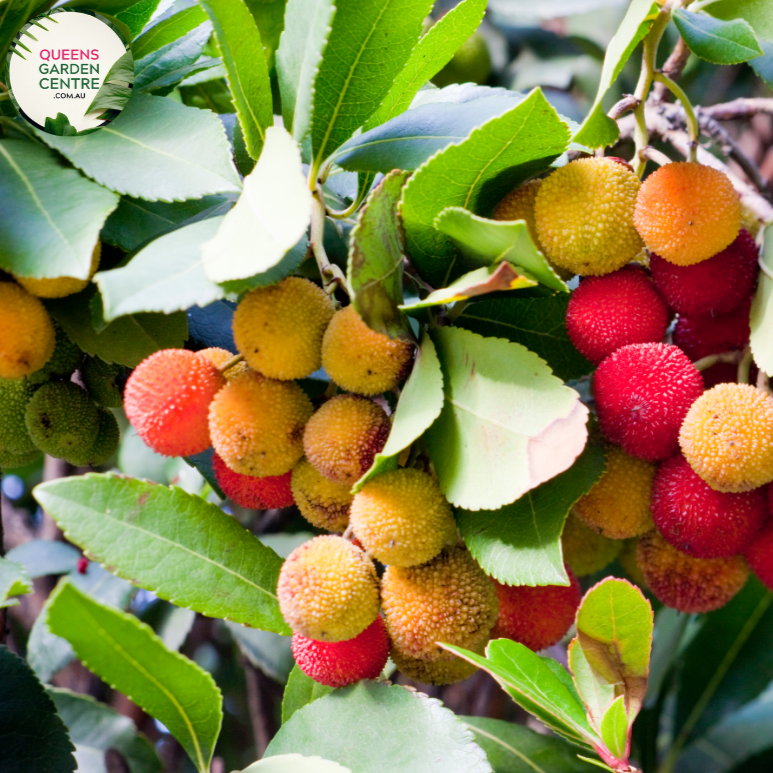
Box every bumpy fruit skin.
[636,530,748,613]
[491,570,581,652]
[233,277,335,380]
[649,230,758,317]
[574,446,655,539]
[680,383,773,493]
[566,266,668,364]
[745,520,773,591]
[212,452,294,509]
[28,322,82,385]
[534,157,643,276]
[382,546,498,671]
[634,162,741,265]
[0,282,55,379]
[210,370,313,477]
[351,468,457,567]
[391,648,478,686]
[619,539,648,588]
[494,179,543,246]
[652,454,767,558]
[0,378,37,454]
[304,395,391,484]
[0,448,41,469]
[672,297,751,362]
[561,510,622,576]
[277,535,380,642]
[291,458,353,532]
[16,242,101,298]
[198,347,249,382]
[81,357,125,407]
[25,382,99,459]
[594,343,704,461]
[292,616,390,687]
[321,306,414,396]
[67,408,120,467]
[125,349,226,458]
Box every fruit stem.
[638,146,673,167]
[217,353,244,373]
[311,186,349,299]
[692,351,740,371]
[653,71,699,161]
[738,347,753,384]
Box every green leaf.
[115,0,162,38]
[707,0,773,43]
[673,10,762,64]
[244,0,287,66]
[47,287,188,368]
[354,333,444,492]
[5,539,81,578]
[749,37,773,89]
[0,0,39,62]
[267,680,492,772]
[134,23,212,92]
[133,5,209,59]
[348,170,413,340]
[227,622,294,684]
[0,140,119,280]
[310,0,434,169]
[47,687,162,773]
[575,578,653,727]
[34,473,290,633]
[336,94,526,174]
[96,218,225,321]
[462,715,598,773]
[281,665,335,725]
[199,0,273,161]
[400,89,570,288]
[456,296,594,383]
[572,0,659,149]
[568,638,616,732]
[202,125,311,283]
[456,438,605,586]
[362,0,488,130]
[39,95,241,202]
[276,0,336,145]
[444,639,598,747]
[0,645,77,773]
[425,326,588,511]
[44,113,79,137]
[599,695,628,762]
[86,51,136,114]
[434,207,567,292]
[751,224,773,377]
[47,580,222,773]
[240,756,352,773]
[0,557,32,607]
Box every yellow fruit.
[351,468,457,567]
[209,370,313,477]
[391,648,478,686]
[561,509,622,576]
[303,395,391,484]
[0,282,55,379]
[574,446,655,539]
[277,535,380,642]
[16,242,101,298]
[534,157,643,276]
[494,179,543,246]
[233,277,335,380]
[634,162,741,265]
[679,383,773,492]
[198,347,249,382]
[382,546,498,665]
[321,305,414,396]
[291,458,353,532]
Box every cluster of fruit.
[123,277,586,688]
[0,249,123,471]
[498,157,773,614]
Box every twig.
[655,36,691,98]
[243,659,270,758]
[638,146,673,167]
[311,186,348,298]
[216,353,244,373]
[692,351,741,371]
[738,348,753,384]
[701,98,773,121]
[607,95,641,122]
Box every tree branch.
[701,98,773,121]
[653,36,691,100]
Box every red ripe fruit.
[124,349,225,457]
[652,455,767,558]
[291,616,390,687]
[746,521,773,591]
[594,343,704,461]
[673,296,751,361]
[213,453,294,509]
[491,569,581,652]
[566,266,668,364]
[650,230,758,317]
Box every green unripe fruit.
[25,381,99,459]
[0,447,42,470]
[432,30,491,88]
[28,323,83,385]
[81,357,125,407]
[67,408,120,466]
[0,378,37,454]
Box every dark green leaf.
[281,665,334,725]
[34,473,290,633]
[457,438,605,586]
[268,680,491,772]
[0,0,40,63]
[133,5,209,59]
[244,0,286,66]
[44,113,78,136]
[134,22,211,91]
[707,0,773,43]
[674,10,762,65]
[456,296,594,382]
[0,646,77,772]
[751,224,773,378]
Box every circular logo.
[6,9,134,135]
